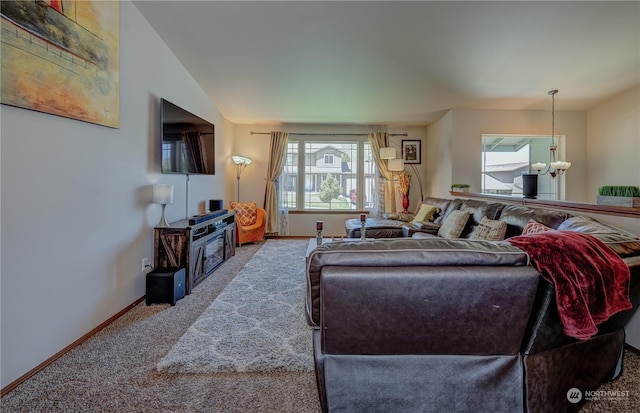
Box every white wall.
[586,86,640,349]
[586,86,640,203]
[449,109,587,201]
[425,110,453,198]
[0,1,232,389]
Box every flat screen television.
[161,98,215,175]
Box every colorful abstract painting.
[1,0,120,128]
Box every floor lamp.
[232,155,253,202]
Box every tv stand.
[154,211,236,294]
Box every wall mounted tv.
[161,98,215,175]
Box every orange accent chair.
[231,202,267,246]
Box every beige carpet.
[1,238,638,412]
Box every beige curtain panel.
[263,131,289,234]
[368,132,396,214]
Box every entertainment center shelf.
[154,211,236,294]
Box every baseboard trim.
[625,343,640,355]
[1,296,145,397]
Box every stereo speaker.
[146,268,186,306]
[522,174,538,199]
[209,199,223,211]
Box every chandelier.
[531,90,571,178]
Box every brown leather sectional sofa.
[312,197,640,412]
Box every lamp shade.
[232,155,252,165]
[531,162,546,172]
[153,184,174,204]
[380,147,396,159]
[388,158,404,171]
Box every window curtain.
[368,132,396,215]
[263,131,289,234]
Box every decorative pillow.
[411,204,439,224]
[230,202,257,226]
[437,210,470,239]
[383,212,415,222]
[472,216,507,241]
[521,219,553,235]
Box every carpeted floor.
[1,239,638,412]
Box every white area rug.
[156,239,313,373]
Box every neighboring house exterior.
[482,162,530,196]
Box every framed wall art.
[402,140,421,164]
[1,0,120,128]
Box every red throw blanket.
[508,230,632,340]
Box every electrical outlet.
[142,257,150,272]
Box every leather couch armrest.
[307,238,531,327]
[320,265,539,355]
[402,221,440,237]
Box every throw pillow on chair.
[231,202,257,226]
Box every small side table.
[146,268,186,306]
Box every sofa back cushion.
[558,216,640,257]
[412,203,439,223]
[419,197,452,224]
[438,210,470,238]
[498,205,572,238]
[459,200,505,238]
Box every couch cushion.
[420,197,454,225]
[557,216,640,257]
[459,200,505,238]
[438,210,470,239]
[498,205,572,238]
[412,204,439,223]
[472,216,508,241]
[230,202,257,226]
[345,218,405,238]
[436,198,462,224]
[382,212,415,222]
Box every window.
[481,134,566,200]
[280,137,377,210]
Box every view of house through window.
[280,138,377,210]
[481,135,565,200]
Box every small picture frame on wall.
[402,140,421,164]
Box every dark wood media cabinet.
[154,211,236,294]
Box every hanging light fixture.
[531,90,571,178]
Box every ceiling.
[133,1,640,126]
